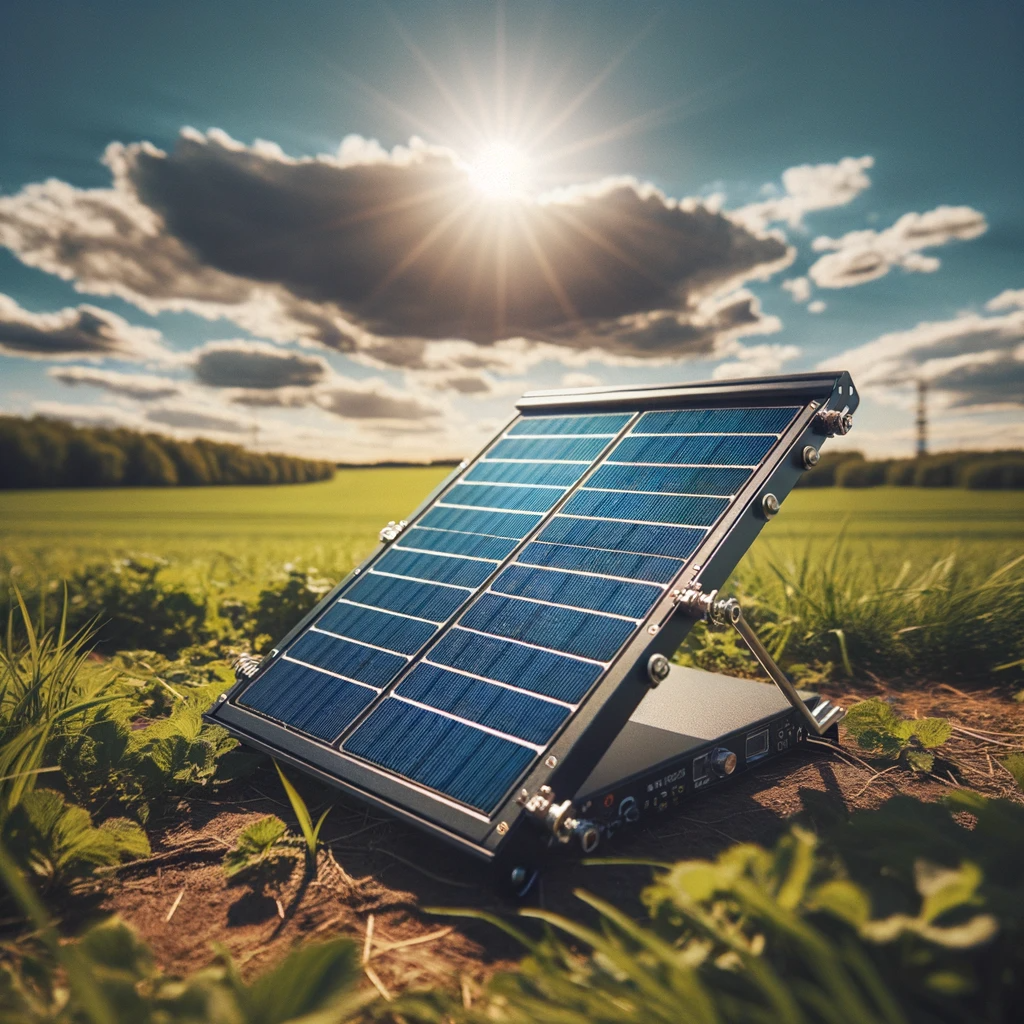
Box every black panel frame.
[206,371,859,862]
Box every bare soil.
[91,679,1024,999]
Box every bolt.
[496,821,509,835]
[801,445,820,469]
[762,493,780,518]
[544,755,558,768]
[647,624,658,635]
[711,748,738,776]
[647,653,671,686]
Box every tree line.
[798,449,1024,489]
[0,416,335,488]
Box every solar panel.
[208,371,859,863]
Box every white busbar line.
[388,692,546,752]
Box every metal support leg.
[674,588,845,735]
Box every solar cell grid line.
[235,410,636,748]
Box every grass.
[2,474,1020,581]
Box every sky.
[1,0,1022,463]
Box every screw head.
[647,624,658,635]
[510,866,527,886]
[762,493,780,518]
[544,755,558,768]
[647,653,671,686]
[801,445,820,469]
[496,821,509,835]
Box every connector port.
[692,753,710,782]
[745,728,770,760]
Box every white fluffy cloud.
[825,294,1024,409]
[0,294,166,361]
[711,342,801,380]
[782,276,811,303]
[809,206,987,289]
[733,156,874,232]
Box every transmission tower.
[915,379,928,458]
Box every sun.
[467,141,530,200]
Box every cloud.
[987,289,1024,312]
[825,296,1024,409]
[808,300,827,314]
[809,206,987,289]
[0,294,166,361]
[31,398,252,435]
[230,375,444,420]
[0,129,791,369]
[712,342,801,380]
[561,372,602,388]
[733,156,874,232]
[782,276,811,303]
[191,339,329,388]
[48,365,185,400]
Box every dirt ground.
[92,679,1024,1000]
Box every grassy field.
[2,472,1020,586]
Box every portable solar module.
[207,371,859,874]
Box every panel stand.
[674,588,845,736]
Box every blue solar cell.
[461,593,636,661]
[610,433,777,467]
[227,397,813,824]
[343,698,536,811]
[507,413,632,436]
[465,460,585,487]
[492,564,661,619]
[345,573,470,623]
[288,631,406,687]
[538,515,705,559]
[397,664,569,745]
[418,506,541,539]
[588,463,752,497]
[428,628,601,703]
[375,548,495,589]
[444,483,564,513]
[398,526,518,561]
[563,489,728,527]
[488,437,609,462]
[633,407,798,434]
[316,601,436,655]
[240,660,376,742]
[517,541,684,585]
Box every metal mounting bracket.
[674,587,845,735]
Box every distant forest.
[798,449,1024,489]
[0,416,334,488]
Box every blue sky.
[1,1,1021,461]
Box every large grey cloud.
[191,339,329,388]
[825,296,1024,408]
[0,294,166,360]
[0,130,791,365]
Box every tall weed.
[680,537,1024,683]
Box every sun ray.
[522,18,660,152]
[385,6,487,146]
[514,208,580,326]
[363,197,476,308]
